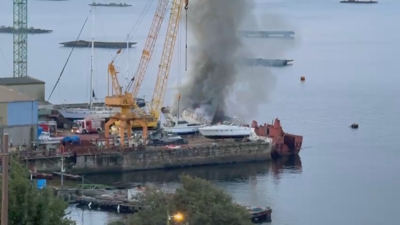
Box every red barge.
[251,118,303,158]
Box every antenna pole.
[89,4,95,108]
[1,133,9,225]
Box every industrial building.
[0,85,38,147]
[0,76,45,102]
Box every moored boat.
[53,172,81,181]
[36,132,64,144]
[247,206,272,223]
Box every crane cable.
[185,0,188,71]
[0,44,12,75]
[115,0,155,65]
[47,10,91,102]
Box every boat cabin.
[165,119,202,127]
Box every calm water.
[1,0,400,224]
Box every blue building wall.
[7,101,39,126]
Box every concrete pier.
[24,141,271,174]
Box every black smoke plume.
[172,0,296,123]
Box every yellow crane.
[149,0,188,124]
[105,0,189,143]
[104,0,170,143]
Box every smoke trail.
[172,0,296,123]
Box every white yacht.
[57,107,117,120]
[199,122,253,139]
[163,119,204,135]
[161,106,204,135]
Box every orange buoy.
[300,76,305,81]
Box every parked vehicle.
[71,119,105,134]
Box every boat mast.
[89,4,95,109]
[126,34,129,82]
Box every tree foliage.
[117,175,252,225]
[0,156,75,225]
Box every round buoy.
[300,76,305,81]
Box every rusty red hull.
[251,118,303,157]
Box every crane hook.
[184,0,188,10]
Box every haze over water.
[1,0,400,224]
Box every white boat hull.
[199,125,252,139]
[163,126,201,135]
[58,108,119,120]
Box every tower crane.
[105,0,189,146]
[104,0,170,144]
[13,0,28,77]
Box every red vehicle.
[39,121,57,136]
[71,119,104,134]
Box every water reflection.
[85,161,272,185]
[70,156,302,225]
[271,155,302,179]
[83,155,302,186]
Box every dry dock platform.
[9,137,272,174]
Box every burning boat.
[181,109,303,157]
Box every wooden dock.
[75,196,271,222]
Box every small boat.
[53,172,82,181]
[29,173,53,180]
[199,122,253,140]
[247,206,272,223]
[36,132,63,144]
[350,123,359,129]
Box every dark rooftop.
[0,76,45,85]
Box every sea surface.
[1,0,400,224]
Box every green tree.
[0,156,75,225]
[116,175,252,225]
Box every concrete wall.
[5,84,45,101]
[7,101,38,126]
[0,103,7,126]
[28,142,272,174]
[0,125,37,146]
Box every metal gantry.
[13,0,28,77]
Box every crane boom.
[150,0,187,119]
[108,49,122,96]
[126,0,169,98]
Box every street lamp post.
[167,209,184,225]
